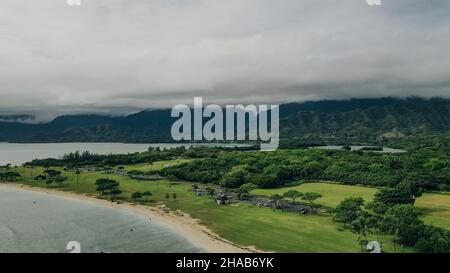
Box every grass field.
[253,182,450,231]
[8,165,438,253]
[120,159,191,172]
[253,182,379,208]
[416,193,450,230]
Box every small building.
[216,194,231,205]
[194,189,207,196]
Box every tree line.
[160,144,449,190]
[332,181,450,253]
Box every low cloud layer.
[1,0,450,120]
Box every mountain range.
[0,97,448,144]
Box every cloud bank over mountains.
[1,0,449,120]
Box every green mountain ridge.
[280,98,450,144]
[0,97,448,144]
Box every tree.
[219,165,248,188]
[365,201,389,215]
[172,193,177,200]
[335,197,365,228]
[30,164,36,178]
[326,208,336,223]
[374,181,422,207]
[43,169,63,183]
[253,174,278,189]
[239,183,257,193]
[351,213,371,252]
[269,194,283,210]
[108,189,122,202]
[43,169,61,178]
[52,175,68,186]
[382,205,423,249]
[166,193,170,200]
[0,171,21,181]
[41,169,68,186]
[437,184,449,192]
[283,190,303,204]
[237,183,256,201]
[142,191,153,201]
[45,179,53,187]
[95,178,120,197]
[301,192,322,213]
[366,214,382,243]
[131,192,143,203]
[415,226,450,253]
[75,170,81,184]
[399,180,423,200]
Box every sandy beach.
[0,183,259,253]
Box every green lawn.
[253,181,450,231]
[416,193,450,230]
[120,159,191,172]
[253,182,379,208]
[9,167,417,253]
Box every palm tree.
[75,170,81,184]
[351,215,371,252]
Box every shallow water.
[0,186,203,253]
[0,142,250,165]
[314,145,406,153]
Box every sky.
[1,0,450,121]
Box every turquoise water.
[0,186,203,253]
[0,142,250,165]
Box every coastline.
[0,182,259,253]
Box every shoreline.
[0,183,260,253]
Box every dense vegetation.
[252,178,450,252]
[280,97,450,144]
[24,146,258,168]
[4,138,450,252]
[23,134,450,192]
[160,140,450,190]
[2,97,449,253]
[1,97,448,144]
[331,184,450,253]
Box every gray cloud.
[1,0,449,121]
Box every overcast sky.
[1,0,450,120]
